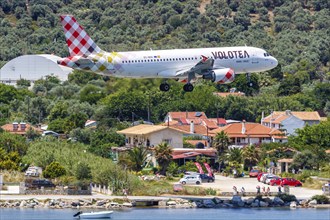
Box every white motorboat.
[74,210,113,219]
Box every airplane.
[57,15,278,92]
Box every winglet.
[201,55,208,63]
[60,15,102,57]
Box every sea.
[0,207,329,220]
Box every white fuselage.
[101,46,278,78]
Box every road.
[194,174,323,199]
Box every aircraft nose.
[271,57,278,68]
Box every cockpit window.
[264,53,270,57]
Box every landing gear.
[160,82,170,92]
[246,73,253,87]
[183,83,194,92]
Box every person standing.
[241,187,245,196]
[266,187,270,196]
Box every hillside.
[0,0,329,75]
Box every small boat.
[73,210,113,219]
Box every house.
[261,110,321,135]
[117,124,188,149]
[210,121,287,147]
[1,122,42,136]
[213,91,245,98]
[164,112,208,123]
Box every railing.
[91,183,113,195]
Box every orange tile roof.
[185,140,208,146]
[278,158,293,163]
[117,124,187,135]
[209,122,285,138]
[263,111,321,123]
[1,123,42,135]
[172,148,217,157]
[213,92,245,97]
[168,112,207,119]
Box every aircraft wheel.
[183,83,194,92]
[160,83,170,92]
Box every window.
[162,139,172,144]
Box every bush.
[311,195,329,204]
[75,162,92,180]
[43,161,66,179]
[278,193,297,202]
[205,187,217,196]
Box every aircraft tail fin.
[60,15,102,57]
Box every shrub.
[75,163,92,180]
[278,193,297,202]
[43,161,66,179]
[205,188,217,196]
[311,195,329,204]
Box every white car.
[265,175,279,185]
[179,175,202,185]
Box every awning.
[172,152,202,159]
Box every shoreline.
[0,194,329,210]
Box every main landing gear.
[160,82,170,92]
[183,83,194,92]
[246,73,253,87]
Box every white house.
[117,124,187,149]
[262,110,321,135]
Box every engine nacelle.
[202,68,235,84]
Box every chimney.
[261,111,264,124]
[285,110,291,116]
[190,121,194,134]
[13,122,18,131]
[241,120,246,134]
[20,122,26,131]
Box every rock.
[300,199,309,207]
[97,201,106,206]
[238,201,245,207]
[213,197,222,204]
[122,202,133,207]
[71,201,80,207]
[308,200,317,207]
[203,199,215,208]
[167,201,177,206]
[20,201,27,207]
[290,201,297,208]
[232,195,242,205]
[273,197,284,206]
[259,201,269,207]
[251,200,259,207]
[158,200,167,207]
[245,198,254,205]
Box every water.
[0,207,329,220]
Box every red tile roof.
[213,92,245,97]
[263,111,321,123]
[168,112,207,120]
[172,148,217,159]
[210,122,285,138]
[1,123,42,135]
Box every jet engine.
[202,68,235,84]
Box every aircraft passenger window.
[157,59,159,62]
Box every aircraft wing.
[175,55,215,77]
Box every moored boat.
[74,210,113,219]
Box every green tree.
[75,162,92,180]
[128,145,148,172]
[154,142,173,175]
[43,161,67,179]
[242,145,260,171]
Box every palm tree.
[128,145,148,172]
[242,145,260,171]
[213,131,230,154]
[227,147,243,164]
[213,131,230,171]
[154,142,173,175]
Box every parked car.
[260,173,271,183]
[25,166,42,177]
[179,175,202,185]
[257,172,267,182]
[265,175,280,185]
[249,169,261,177]
[199,174,215,183]
[25,179,55,189]
[280,178,302,187]
[270,177,282,186]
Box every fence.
[91,183,113,195]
